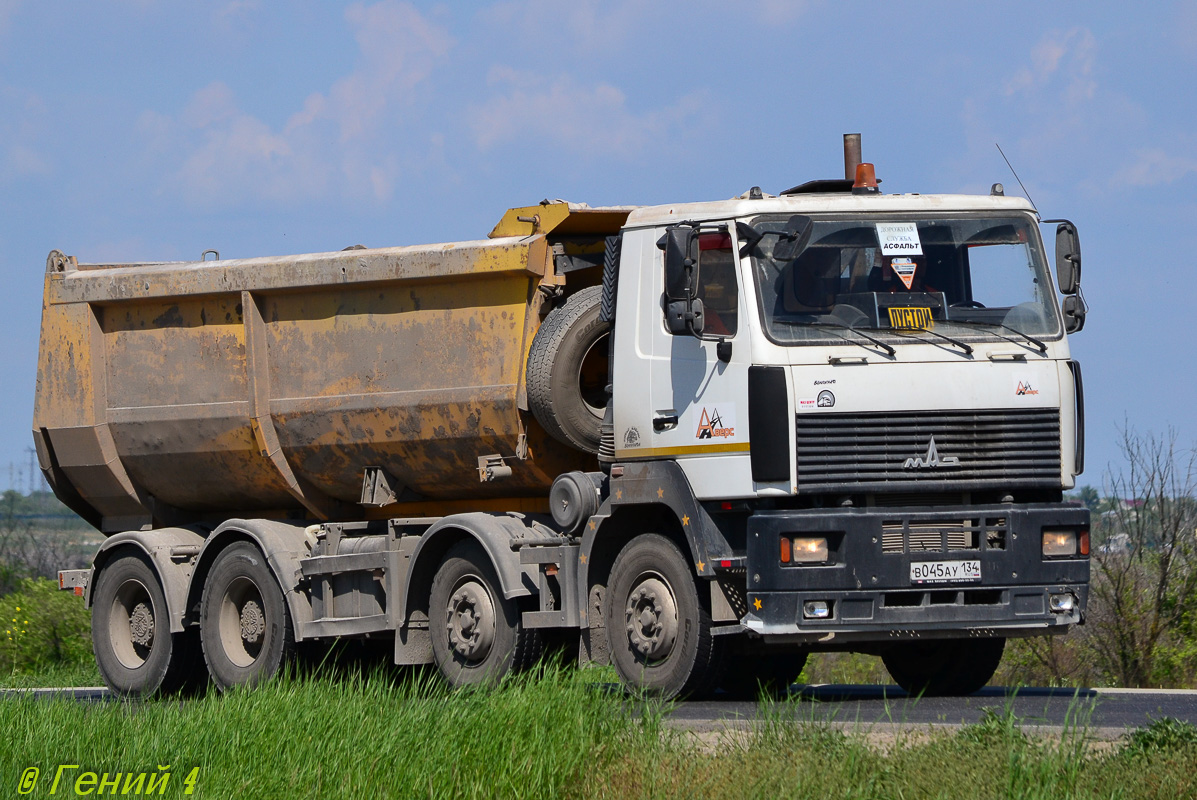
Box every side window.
[696,232,738,337]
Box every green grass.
[0,660,101,689]
[3,666,1197,799]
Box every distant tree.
[1078,485,1101,513]
[1088,426,1197,686]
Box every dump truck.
[43,135,1091,698]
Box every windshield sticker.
[1014,377,1040,396]
[695,406,736,439]
[888,307,933,330]
[889,256,918,289]
[876,223,924,256]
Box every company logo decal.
[817,390,835,408]
[902,435,960,469]
[695,407,735,440]
[1015,380,1039,396]
[623,427,641,447]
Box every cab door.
[645,225,755,499]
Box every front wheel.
[200,542,295,691]
[882,637,1005,696]
[604,534,724,699]
[91,552,204,697]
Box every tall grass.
[3,666,1196,799]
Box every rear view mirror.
[1055,221,1081,294]
[771,215,814,261]
[1062,294,1086,333]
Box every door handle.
[653,415,679,431]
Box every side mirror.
[659,226,705,336]
[1062,294,1086,333]
[665,298,705,335]
[1055,221,1081,294]
[661,226,699,301]
[771,215,815,261]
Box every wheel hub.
[624,576,677,661]
[446,581,496,661]
[240,599,265,644]
[129,602,154,648]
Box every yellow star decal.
[656,487,664,499]
[681,514,690,526]
[579,554,587,564]
[588,519,596,531]
[753,598,763,611]
[696,560,705,572]
[615,489,622,500]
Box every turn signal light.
[780,537,791,563]
[1079,530,1090,556]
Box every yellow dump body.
[33,204,632,532]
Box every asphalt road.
[6,684,1196,734]
[670,685,1197,734]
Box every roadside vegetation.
[2,666,1196,800]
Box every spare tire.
[526,285,610,453]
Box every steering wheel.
[950,300,986,309]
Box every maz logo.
[903,435,960,469]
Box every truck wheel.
[882,637,1005,696]
[430,540,542,687]
[526,285,609,453]
[718,647,808,700]
[604,534,723,699]
[91,552,204,697]
[200,542,295,691]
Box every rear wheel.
[882,637,1005,696]
[604,534,724,699]
[91,552,203,697]
[200,542,295,691]
[430,540,542,687]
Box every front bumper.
[742,503,1089,644]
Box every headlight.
[784,536,828,563]
[1042,530,1077,557]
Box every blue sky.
[2,1,1194,495]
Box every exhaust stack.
[843,133,862,181]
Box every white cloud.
[141,1,452,206]
[1004,27,1096,103]
[1113,147,1197,188]
[481,0,648,53]
[471,68,703,159]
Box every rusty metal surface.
[33,219,623,533]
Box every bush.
[0,578,92,673]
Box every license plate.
[910,559,981,584]
[888,307,933,330]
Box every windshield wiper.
[942,318,1048,353]
[806,322,896,358]
[897,326,973,356]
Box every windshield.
[746,214,1060,345]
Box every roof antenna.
[995,143,1038,214]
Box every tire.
[718,646,808,700]
[430,540,542,687]
[882,637,1005,696]
[526,285,610,453]
[91,552,204,697]
[200,542,296,691]
[604,534,724,699]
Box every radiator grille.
[881,517,1008,554]
[796,409,1060,493]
